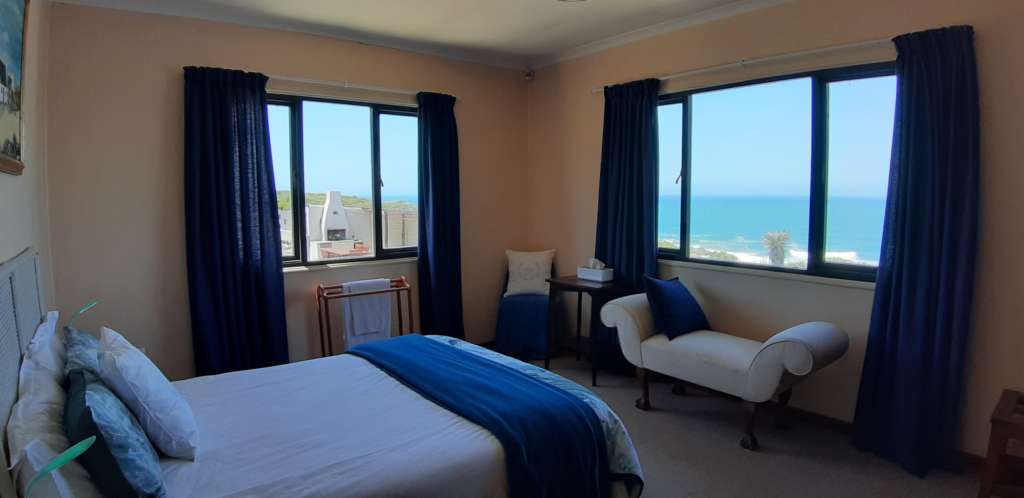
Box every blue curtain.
[417,92,465,338]
[592,79,660,373]
[594,79,660,291]
[184,67,289,375]
[853,26,979,476]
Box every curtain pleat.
[184,66,289,375]
[416,92,465,338]
[853,26,980,476]
[593,78,661,373]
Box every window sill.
[659,259,875,291]
[283,256,418,274]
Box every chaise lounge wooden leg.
[740,402,761,451]
[776,389,793,430]
[635,368,651,410]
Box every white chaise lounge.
[600,293,849,450]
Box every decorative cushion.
[505,249,555,296]
[98,327,199,460]
[64,326,101,381]
[64,370,167,498]
[643,276,710,340]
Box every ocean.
[658,195,886,264]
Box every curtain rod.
[266,74,429,97]
[588,37,893,94]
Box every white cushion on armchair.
[600,293,848,403]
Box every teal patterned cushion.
[64,326,100,381]
[64,370,167,498]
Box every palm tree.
[763,231,791,266]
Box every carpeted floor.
[546,356,978,498]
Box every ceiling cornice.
[52,0,530,69]
[54,0,792,71]
[529,0,794,68]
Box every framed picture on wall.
[0,0,26,176]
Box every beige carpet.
[546,356,978,498]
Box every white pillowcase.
[7,312,102,498]
[505,249,556,296]
[97,327,200,460]
[9,311,64,458]
[13,439,103,498]
[7,356,66,464]
[23,310,63,382]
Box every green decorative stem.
[25,436,96,498]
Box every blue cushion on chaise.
[643,275,710,339]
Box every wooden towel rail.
[316,276,415,357]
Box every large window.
[268,96,419,265]
[657,63,896,281]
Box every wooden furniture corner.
[979,389,1024,498]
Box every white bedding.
[163,354,508,498]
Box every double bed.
[1,249,644,498]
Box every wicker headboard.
[0,248,44,497]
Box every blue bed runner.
[348,334,611,498]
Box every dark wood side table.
[545,276,626,386]
[979,389,1024,498]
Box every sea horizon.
[658,194,886,265]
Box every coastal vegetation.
[277,191,416,211]
[762,231,792,266]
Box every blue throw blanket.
[348,334,611,498]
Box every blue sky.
[269,101,419,198]
[658,75,896,199]
[270,74,895,202]
[0,0,24,85]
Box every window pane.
[302,101,374,261]
[825,76,896,267]
[657,103,683,251]
[689,78,812,269]
[379,114,419,249]
[268,104,294,258]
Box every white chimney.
[321,191,351,241]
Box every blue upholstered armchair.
[494,264,557,363]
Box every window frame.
[268,94,419,267]
[656,61,896,282]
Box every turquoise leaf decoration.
[25,436,96,498]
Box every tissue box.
[577,267,614,282]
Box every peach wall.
[46,4,528,380]
[41,0,1024,458]
[0,0,52,305]
[526,0,1024,455]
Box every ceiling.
[55,0,789,68]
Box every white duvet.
[163,354,508,498]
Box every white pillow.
[7,355,103,498]
[505,249,555,296]
[12,439,102,498]
[7,356,66,461]
[97,327,200,460]
[23,311,62,382]
[8,312,66,458]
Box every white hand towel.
[342,278,393,348]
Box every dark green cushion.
[64,370,167,498]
